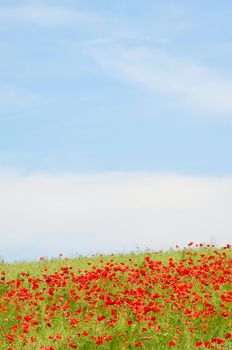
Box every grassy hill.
[0,244,231,349]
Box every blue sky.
[1,1,232,261]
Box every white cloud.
[0,170,231,261]
[0,4,96,26]
[84,44,232,115]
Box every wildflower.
[135,341,143,347]
[225,333,232,339]
[168,341,176,346]
[211,338,225,344]
[97,315,106,322]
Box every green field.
[0,244,231,349]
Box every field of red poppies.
[0,243,231,349]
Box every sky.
[0,1,232,261]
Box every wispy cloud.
[0,3,97,26]
[0,170,231,261]
[84,43,232,115]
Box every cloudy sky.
[1,1,232,261]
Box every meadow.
[0,243,231,349]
